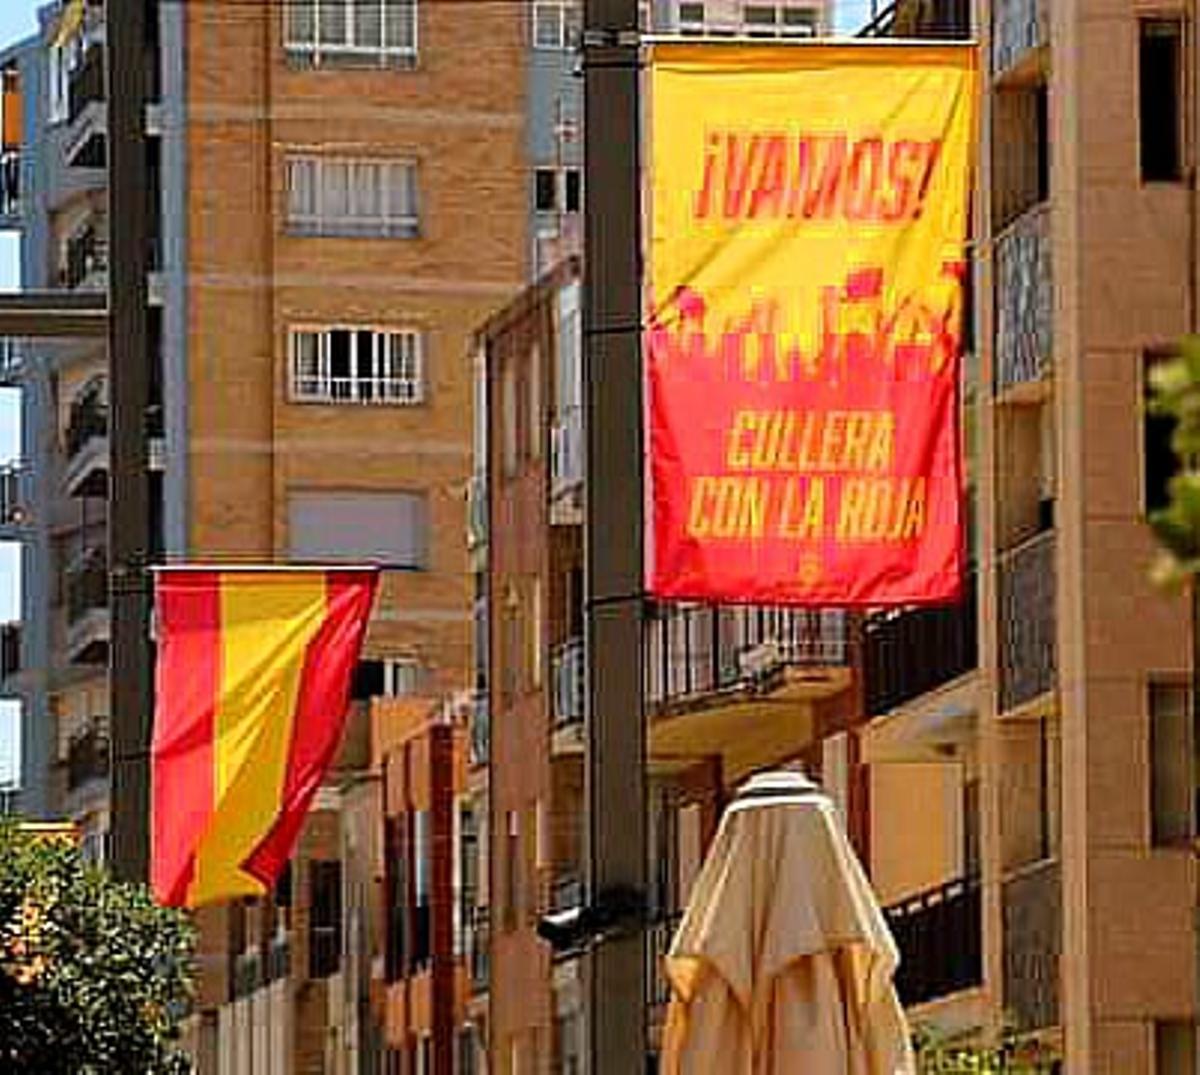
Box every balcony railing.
[0,149,18,218]
[67,722,110,792]
[0,463,25,526]
[470,691,490,769]
[62,222,108,291]
[0,622,19,681]
[645,605,848,708]
[884,876,982,1007]
[553,637,585,730]
[992,0,1047,76]
[65,391,108,460]
[998,530,1056,713]
[995,204,1052,394]
[68,43,105,127]
[66,550,109,625]
[1003,859,1060,1032]
[467,473,487,550]
[864,571,977,717]
[469,906,490,993]
[645,912,684,1009]
[551,407,583,497]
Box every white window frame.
[289,326,425,405]
[284,0,418,64]
[678,1,707,34]
[286,155,419,238]
[532,1,581,49]
[741,2,820,36]
[533,166,582,215]
[382,657,423,697]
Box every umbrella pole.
[582,0,649,1072]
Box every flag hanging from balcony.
[647,43,977,606]
[150,567,378,909]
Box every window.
[678,1,706,33]
[384,815,407,982]
[743,4,779,35]
[288,490,429,568]
[1140,19,1183,182]
[1150,682,1195,846]
[532,1,580,49]
[285,0,417,65]
[385,657,423,696]
[1155,1021,1197,1075]
[1145,351,1178,514]
[309,860,342,978]
[534,167,581,215]
[529,578,544,688]
[412,810,431,971]
[782,6,819,35]
[529,344,543,461]
[286,156,418,238]
[742,3,818,36]
[290,327,423,404]
[503,810,519,930]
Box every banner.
[647,43,976,606]
[151,567,378,908]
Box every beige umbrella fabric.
[661,771,915,1075]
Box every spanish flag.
[151,567,378,908]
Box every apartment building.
[1,0,528,1072]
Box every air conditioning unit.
[738,640,783,682]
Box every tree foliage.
[913,1024,1059,1074]
[0,819,195,1074]
[1146,338,1200,587]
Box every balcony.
[552,637,584,733]
[995,204,1052,397]
[1002,859,1061,1032]
[646,605,851,780]
[0,339,24,386]
[998,530,1056,714]
[66,722,110,793]
[884,876,982,1007]
[550,406,584,517]
[469,906,490,994]
[992,0,1048,81]
[864,572,978,718]
[0,622,19,684]
[0,149,19,223]
[65,43,106,169]
[467,473,488,551]
[63,386,108,498]
[645,912,683,1009]
[62,221,108,292]
[470,691,490,769]
[66,548,109,665]
[0,463,28,534]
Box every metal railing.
[645,912,684,1008]
[857,0,970,37]
[469,906,490,993]
[0,622,19,680]
[68,43,105,126]
[0,463,24,526]
[65,391,108,459]
[884,876,982,1007]
[864,571,977,716]
[67,722,110,792]
[1002,859,1060,1031]
[66,550,109,625]
[0,339,23,383]
[645,605,848,708]
[470,691,490,769]
[998,530,1056,713]
[992,0,1047,75]
[0,149,18,217]
[995,204,1052,394]
[62,221,108,291]
[468,473,488,549]
[551,407,584,497]
[553,637,585,729]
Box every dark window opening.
[564,168,582,213]
[309,860,342,979]
[1140,19,1183,182]
[535,168,557,212]
[1035,84,1050,202]
[352,659,385,700]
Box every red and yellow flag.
[151,567,378,908]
